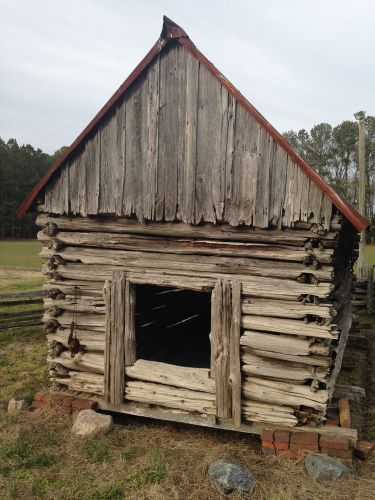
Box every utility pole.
[354,110,366,278]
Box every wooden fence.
[352,265,374,313]
[0,291,43,330]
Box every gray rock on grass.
[8,398,28,414]
[208,459,256,494]
[305,454,350,483]
[71,409,113,437]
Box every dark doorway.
[135,285,211,368]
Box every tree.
[283,117,375,220]
[0,139,66,238]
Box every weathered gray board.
[44,43,332,229]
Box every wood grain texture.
[230,280,241,426]
[195,62,223,223]
[103,271,126,404]
[41,43,333,229]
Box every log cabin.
[17,16,368,435]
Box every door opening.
[135,284,211,368]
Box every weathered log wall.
[43,42,332,229]
[40,213,356,427]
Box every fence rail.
[0,291,43,330]
[352,265,374,313]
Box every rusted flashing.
[17,16,369,231]
[161,15,188,39]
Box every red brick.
[71,398,98,410]
[262,447,275,456]
[34,392,47,401]
[45,399,62,409]
[274,431,290,443]
[49,394,65,403]
[262,440,275,449]
[276,449,303,459]
[319,436,349,451]
[261,429,274,442]
[31,400,49,409]
[274,442,289,451]
[320,447,353,459]
[290,432,319,446]
[62,397,74,407]
[290,443,319,452]
[354,441,374,460]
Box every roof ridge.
[161,15,189,39]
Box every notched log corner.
[43,319,60,334]
[43,222,58,237]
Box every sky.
[0,0,374,154]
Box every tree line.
[283,116,375,226]
[0,138,66,238]
[0,116,374,238]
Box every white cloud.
[0,0,374,152]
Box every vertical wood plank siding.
[44,43,332,228]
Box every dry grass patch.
[1,408,375,499]
[0,325,48,404]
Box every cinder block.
[290,432,319,446]
[319,436,349,451]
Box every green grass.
[0,268,45,406]
[0,240,42,270]
[0,438,54,469]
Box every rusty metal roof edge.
[17,16,369,231]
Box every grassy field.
[1,240,375,498]
[0,240,42,270]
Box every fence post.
[367,265,374,313]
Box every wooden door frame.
[104,270,241,426]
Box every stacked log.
[38,213,356,427]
